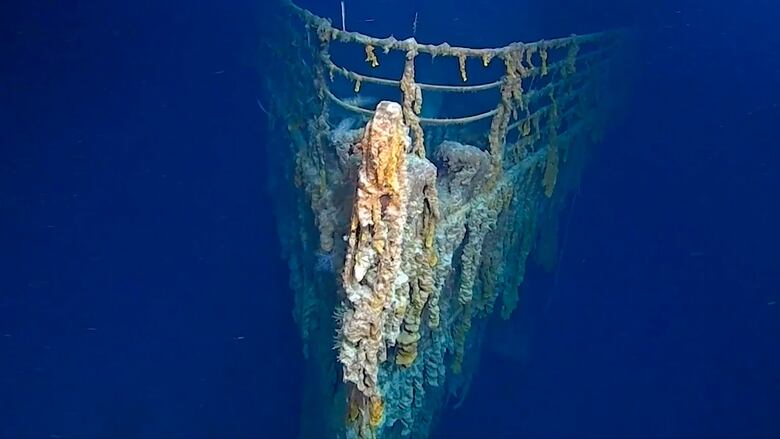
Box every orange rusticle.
[340,101,409,402]
[369,395,384,428]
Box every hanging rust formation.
[263,1,629,437]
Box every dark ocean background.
[2,0,778,438]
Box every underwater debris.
[266,2,628,438]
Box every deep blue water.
[2,0,778,438]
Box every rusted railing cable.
[287,0,617,59]
[325,64,598,127]
[321,47,610,94]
